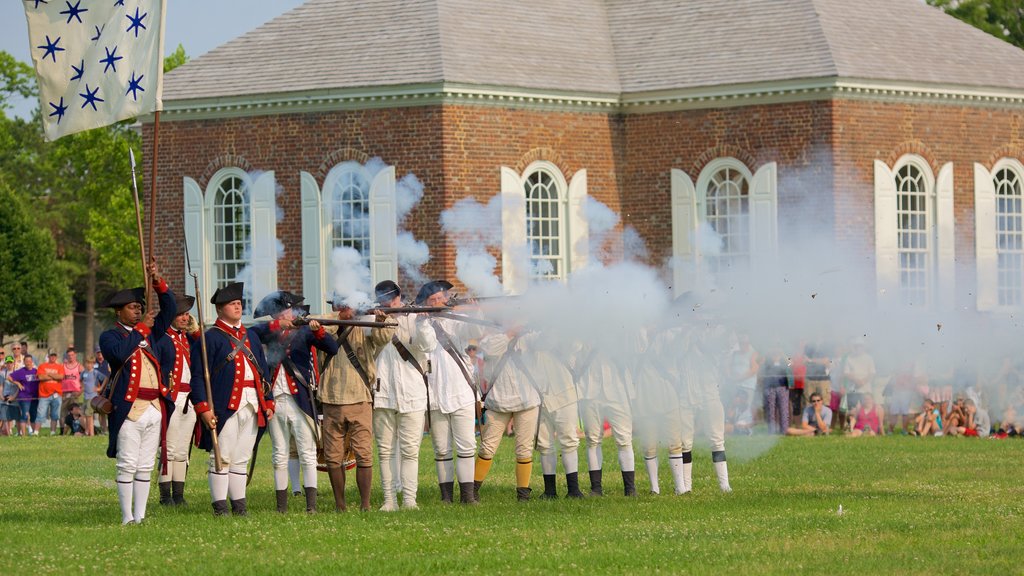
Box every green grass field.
[0,433,1021,575]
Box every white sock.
[208,470,229,503]
[273,468,289,491]
[618,446,635,473]
[682,461,693,494]
[562,450,579,475]
[714,460,731,492]
[540,453,557,475]
[669,455,685,495]
[644,456,660,494]
[117,475,134,524]
[227,467,248,501]
[301,463,318,489]
[133,475,151,523]
[435,458,454,484]
[392,455,403,494]
[172,460,188,483]
[400,457,419,505]
[455,455,474,483]
[587,445,603,471]
[288,458,301,493]
[379,456,396,507]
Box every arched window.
[895,164,930,307]
[525,168,565,280]
[328,164,372,268]
[704,166,750,273]
[212,174,251,311]
[995,166,1024,306]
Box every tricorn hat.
[375,280,401,305]
[103,287,145,309]
[253,290,304,318]
[210,282,245,306]
[173,294,196,314]
[415,280,453,305]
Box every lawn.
[0,433,1020,575]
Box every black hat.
[103,287,145,309]
[211,282,245,306]
[253,290,304,318]
[326,293,351,311]
[173,294,196,314]
[375,280,401,305]
[415,280,453,305]
[297,304,311,317]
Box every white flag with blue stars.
[23,0,165,141]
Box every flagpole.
[148,110,161,278]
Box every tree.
[0,178,72,345]
[927,0,1024,50]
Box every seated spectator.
[848,394,884,437]
[997,385,1024,437]
[950,399,990,438]
[62,403,85,436]
[912,397,943,436]
[943,395,967,435]
[786,392,832,436]
[724,389,754,435]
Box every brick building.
[146,0,1024,319]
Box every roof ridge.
[807,0,840,78]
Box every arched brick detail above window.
[317,147,371,182]
[884,141,939,176]
[985,145,1024,170]
[199,154,254,190]
[514,147,573,180]
[690,145,757,179]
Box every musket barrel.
[294,318,397,329]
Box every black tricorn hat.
[103,287,145,309]
[210,282,245,306]
[415,280,453,305]
[375,280,401,305]
[173,294,196,313]
[253,290,304,318]
[325,293,351,311]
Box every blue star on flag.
[126,7,148,37]
[49,97,67,123]
[37,35,64,63]
[27,0,49,9]
[59,0,87,24]
[79,84,104,111]
[114,0,125,6]
[91,25,105,43]
[70,59,84,81]
[100,45,122,73]
[126,71,145,101]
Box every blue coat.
[189,321,272,452]
[98,286,177,459]
[250,322,339,419]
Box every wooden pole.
[129,150,148,297]
[147,111,160,272]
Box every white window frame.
[975,158,1024,311]
[183,168,278,322]
[300,163,397,315]
[671,159,777,296]
[874,155,953,310]
[500,161,588,294]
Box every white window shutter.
[750,162,779,276]
[935,162,956,310]
[369,166,398,286]
[568,169,589,272]
[182,176,206,317]
[874,160,899,306]
[501,166,527,294]
[249,171,279,310]
[300,171,324,315]
[670,168,697,296]
[974,163,997,311]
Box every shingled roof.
[163,0,1024,103]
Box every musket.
[292,317,397,329]
[446,295,519,307]
[369,306,452,314]
[183,231,222,472]
[434,311,504,329]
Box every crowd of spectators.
[0,342,109,437]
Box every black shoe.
[622,471,637,497]
[304,487,318,513]
[459,482,477,505]
[541,474,558,499]
[171,481,187,506]
[439,481,454,504]
[516,487,532,502]
[566,472,585,498]
[212,500,230,517]
[230,498,248,517]
[589,470,604,497]
[276,489,289,513]
[158,482,173,506]
[472,480,482,503]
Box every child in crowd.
[848,394,883,437]
[62,402,85,436]
[912,397,942,436]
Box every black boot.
[459,482,477,505]
[304,487,318,514]
[230,498,247,517]
[439,481,455,504]
[566,472,585,498]
[212,500,230,517]
[589,469,604,496]
[171,481,187,506]
[541,474,558,499]
[622,470,637,497]
[276,489,289,513]
[516,487,532,502]
[472,480,482,503]
[158,482,173,506]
